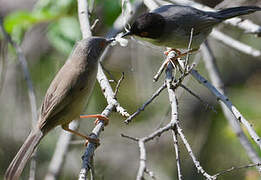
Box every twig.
[124,83,167,124]
[190,69,261,150]
[0,16,38,180]
[153,58,169,82]
[184,28,193,70]
[172,129,183,180]
[165,62,183,179]
[97,63,130,117]
[100,63,117,83]
[114,72,125,97]
[123,60,213,179]
[176,123,215,180]
[180,84,216,113]
[167,52,213,179]
[213,163,261,178]
[91,19,99,31]
[125,54,194,123]
[121,133,139,141]
[201,41,261,172]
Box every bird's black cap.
[122,13,165,39]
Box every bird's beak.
[121,31,132,38]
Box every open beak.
[121,31,132,38]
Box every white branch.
[201,42,261,172]
[172,130,183,180]
[77,0,92,39]
[136,139,147,180]
[190,69,261,150]
[177,124,215,180]
[97,63,130,117]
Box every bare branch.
[201,41,261,172]
[180,84,216,113]
[190,69,261,150]
[171,129,183,180]
[125,83,167,124]
[153,58,169,82]
[97,63,130,117]
[176,123,215,179]
[114,72,125,97]
[121,133,139,141]
[77,0,92,39]
[184,28,194,69]
[213,163,261,178]
[79,104,114,179]
[136,139,147,180]
[90,19,99,31]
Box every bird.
[5,36,112,180]
[122,5,261,56]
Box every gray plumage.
[125,5,261,49]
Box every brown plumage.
[5,37,111,180]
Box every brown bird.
[5,36,112,180]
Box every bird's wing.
[154,5,221,35]
[38,61,78,128]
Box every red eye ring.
[100,41,106,48]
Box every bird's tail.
[212,6,261,20]
[5,129,44,180]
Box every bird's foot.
[164,48,181,56]
[84,136,100,147]
[80,114,109,126]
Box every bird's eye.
[140,32,148,37]
[100,41,106,48]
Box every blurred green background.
[0,0,261,179]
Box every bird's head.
[122,13,165,39]
[73,37,113,61]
